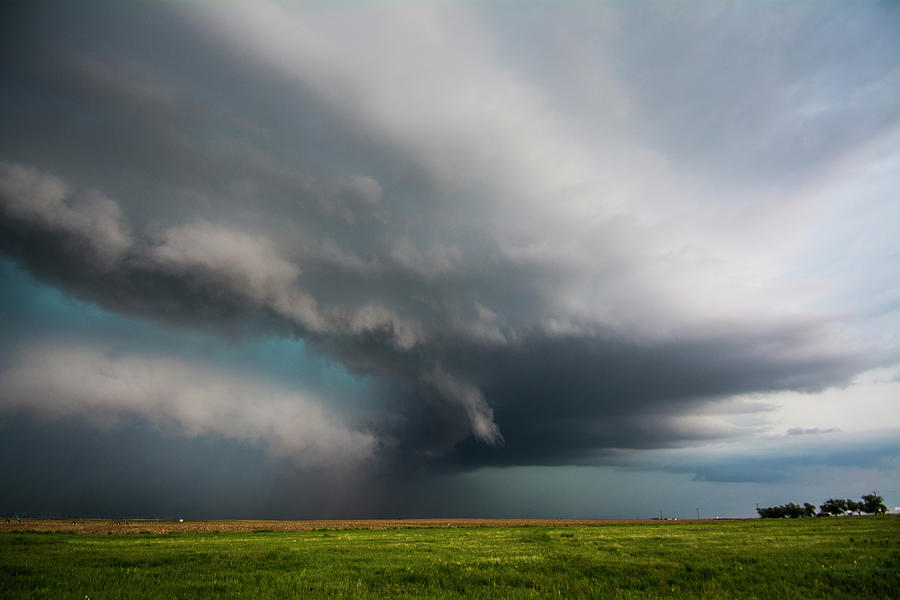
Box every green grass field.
[2,517,898,598]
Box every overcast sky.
[1,1,898,519]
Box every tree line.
[757,492,887,518]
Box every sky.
[0,1,898,519]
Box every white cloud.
[150,222,422,348]
[0,343,376,468]
[152,222,301,303]
[334,174,382,206]
[758,364,900,436]
[308,238,379,273]
[390,237,460,279]
[150,221,329,333]
[343,304,422,350]
[180,2,899,357]
[0,162,132,267]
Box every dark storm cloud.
[0,414,380,519]
[0,0,897,489]
[0,414,276,519]
[403,328,882,470]
[0,162,885,468]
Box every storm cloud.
[0,342,375,468]
[0,1,897,517]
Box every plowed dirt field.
[0,517,701,534]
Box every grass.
[1,517,898,598]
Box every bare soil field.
[0,517,717,535]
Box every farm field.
[0,518,645,535]
[1,517,898,599]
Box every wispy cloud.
[787,427,840,436]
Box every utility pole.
[696,507,700,520]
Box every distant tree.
[820,498,848,516]
[757,502,815,518]
[861,492,887,515]
[846,500,862,516]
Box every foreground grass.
[1,517,898,598]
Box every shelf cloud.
[0,1,897,517]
